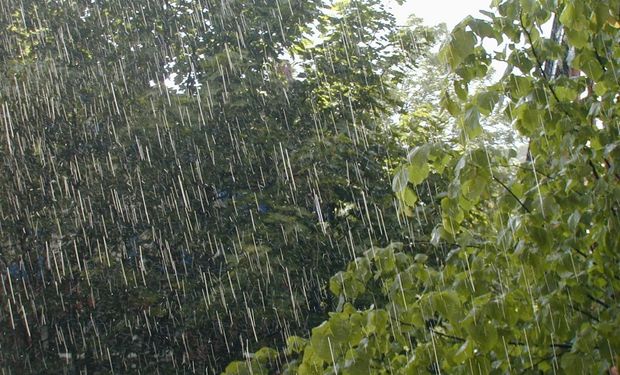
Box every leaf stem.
[431,329,465,343]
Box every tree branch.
[509,339,572,350]
[571,305,599,322]
[519,13,562,104]
[492,176,531,213]
[587,294,610,309]
[588,160,600,180]
[431,329,465,343]
[518,12,573,119]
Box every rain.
[3,0,618,374]
[0,0,443,372]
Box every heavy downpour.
[0,0,618,374]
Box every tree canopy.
[1,0,619,374]
[225,0,620,373]
[1,0,436,372]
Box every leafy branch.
[492,175,530,213]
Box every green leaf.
[568,211,581,231]
[287,336,308,354]
[255,347,278,362]
[407,145,431,185]
[454,80,469,101]
[464,316,498,353]
[560,352,587,375]
[565,28,589,49]
[407,163,429,186]
[459,106,483,139]
[403,187,418,206]
[430,290,461,322]
[365,309,389,335]
[474,90,500,115]
[343,350,371,374]
[593,81,608,96]
[453,339,474,363]
[559,3,576,29]
[467,18,499,42]
[310,323,336,363]
[441,92,462,116]
[573,51,604,80]
[329,313,352,344]
[555,86,578,102]
[439,27,477,70]
[407,144,431,166]
[392,167,409,193]
[329,272,344,296]
[508,75,533,98]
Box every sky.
[385,0,508,79]
[385,0,493,28]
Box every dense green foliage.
[0,0,440,373]
[225,0,620,374]
[1,0,618,373]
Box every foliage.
[226,0,620,373]
[0,0,438,373]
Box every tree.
[0,0,435,372]
[225,0,620,373]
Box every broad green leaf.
[453,339,474,363]
[454,80,469,100]
[287,336,308,354]
[464,316,498,353]
[459,106,483,139]
[441,92,462,116]
[310,323,336,363]
[430,290,461,322]
[467,18,499,42]
[568,211,581,231]
[439,27,477,70]
[392,167,409,193]
[565,28,589,48]
[407,163,429,186]
[560,352,587,375]
[555,85,578,102]
[329,313,352,344]
[474,90,500,115]
[403,187,418,206]
[406,145,431,185]
[407,144,431,166]
[255,347,278,362]
[559,3,576,28]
